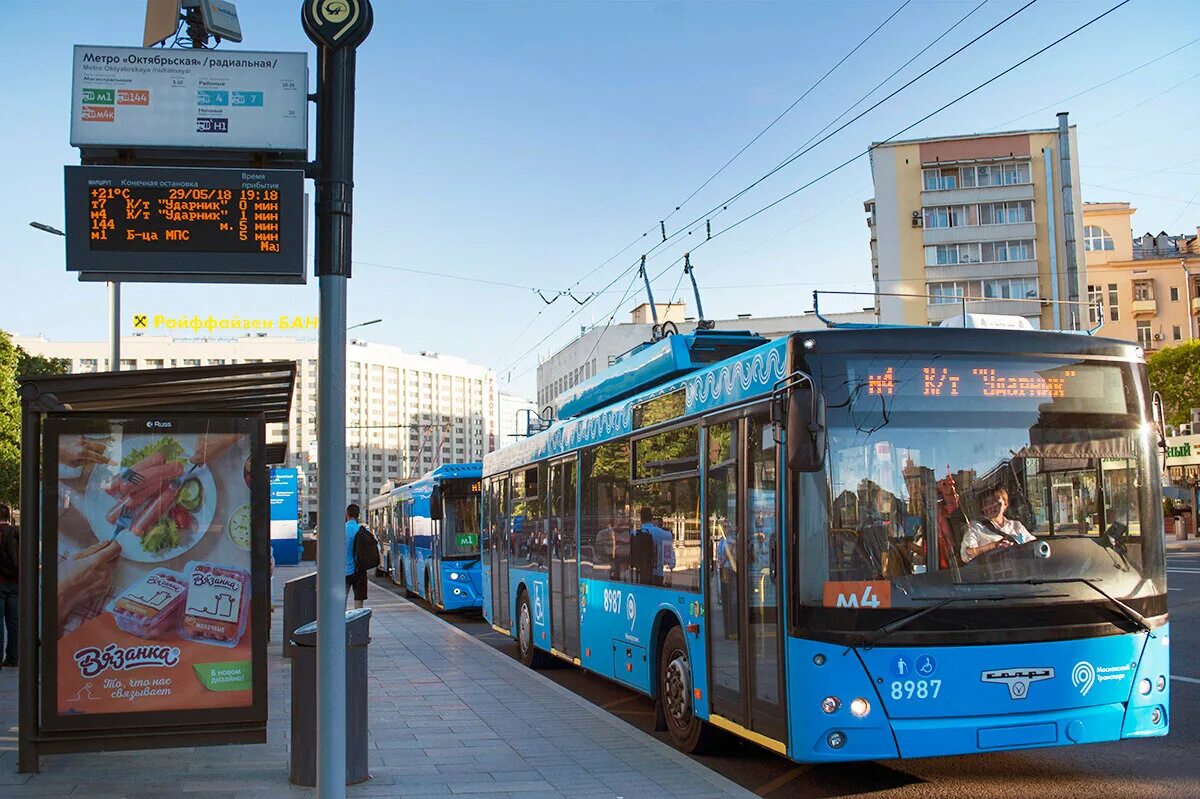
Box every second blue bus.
[369,463,484,612]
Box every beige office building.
[1081,202,1200,349]
[12,334,518,519]
[867,118,1085,328]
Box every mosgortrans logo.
[1072,661,1097,696]
[1072,660,1132,696]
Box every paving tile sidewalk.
[1,565,753,798]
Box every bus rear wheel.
[659,625,712,754]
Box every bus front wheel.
[659,625,713,754]
[516,590,548,668]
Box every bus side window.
[581,440,631,584]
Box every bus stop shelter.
[16,361,296,772]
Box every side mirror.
[1152,391,1168,448]
[787,387,826,472]
[429,486,443,521]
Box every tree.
[1147,341,1200,427]
[0,330,69,506]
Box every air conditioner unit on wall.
[1154,332,1164,341]
[912,211,923,227]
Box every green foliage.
[0,331,70,506]
[1147,341,1200,426]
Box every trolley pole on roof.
[301,2,373,796]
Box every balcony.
[1192,297,1200,315]
[1131,298,1158,316]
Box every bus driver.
[960,486,1034,563]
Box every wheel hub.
[519,603,531,653]
[665,653,692,724]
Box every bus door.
[704,410,787,742]
[548,457,580,658]
[492,475,512,629]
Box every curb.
[363,579,758,798]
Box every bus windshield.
[442,482,482,559]
[802,354,1166,615]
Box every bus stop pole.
[316,275,347,795]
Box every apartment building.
[867,115,1086,328]
[12,334,517,518]
[535,302,875,411]
[1082,202,1200,350]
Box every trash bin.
[290,608,372,786]
[282,572,318,658]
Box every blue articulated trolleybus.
[368,463,483,612]
[481,325,1169,761]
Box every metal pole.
[17,398,40,773]
[108,281,120,370]
[1183,260,1195,342]
[1057,112,1080,309]
[316,274,347,796]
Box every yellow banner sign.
[133,314,319,332]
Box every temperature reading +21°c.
[88,185,283,254]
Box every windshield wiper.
[858,594,1018,648]
[993,578,1153,635]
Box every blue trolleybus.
[369,463,483,612]
[481,325,1169,761]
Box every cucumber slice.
[178,478,203,512]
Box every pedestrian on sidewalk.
[345,503,368,610]
[0,504,19,667]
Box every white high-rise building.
[13,334,500,521]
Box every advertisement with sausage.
[44,415,265,722]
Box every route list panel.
[65,166,305,283]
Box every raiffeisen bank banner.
[70,45,307,152]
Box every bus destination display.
[65,165,305,284]
[846,358,1128,414]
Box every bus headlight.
[827,731,846,749]
[449,572,460,581]
[821,696,840,714]
[1156,675,1167,692]
[850,698,871,718]
[1138,678,1152,696]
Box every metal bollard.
[282,572,318,658]
[290,608,372,787]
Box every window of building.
[1136,321,1152,349]
[208,358,226,366]
[1170,286,1180,302]
[1108,284,1119,321]
[1084,226,1115,252]
[980,239,1034,262]
[922,167,958,191]
[79,358,98,373]
[120,359,137,369]
[959,161,1030,188]
[927,281,975,304]
[982,277,1038,300]
[1087,284,1104,325]
[1133,279,1155,302]
[1173,325,1183,342]
[978,200,1033,225]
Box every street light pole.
[30,220,121,370]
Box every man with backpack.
[344,503,380,610]
[0,504,19,667]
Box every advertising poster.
[269,467,299,540]
[42,414,266,727]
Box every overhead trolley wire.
[502,1,1040,377]
[664,0,913,225]
[681,0,1135,262]
[985,35,1200,132]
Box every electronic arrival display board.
[840,357,1131,415]
[64,165,305,284]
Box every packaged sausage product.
[106,568,188,639]
[178,561,251,648]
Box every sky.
[2,0,1198,398]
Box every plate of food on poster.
[82,434,220,563]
